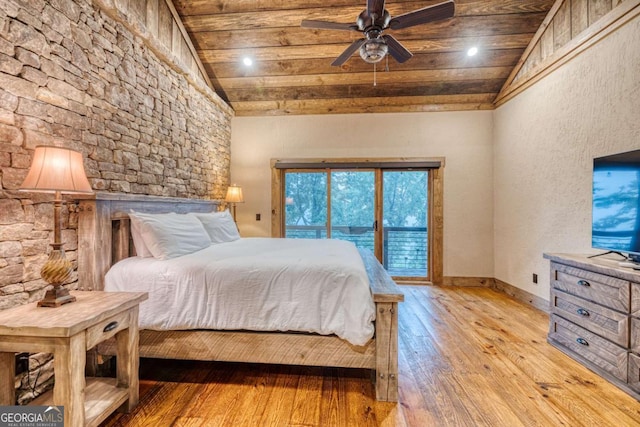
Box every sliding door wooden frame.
[271,158,444,286]
[374,169,383,261]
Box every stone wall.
[0,0,233,402]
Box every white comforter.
[105,238,376,346]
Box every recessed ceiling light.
[242,57,253,66]
[467,47,478,57]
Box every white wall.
[493,16,640,300]
[231,111,495,277]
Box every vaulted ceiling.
[173,0,555,116]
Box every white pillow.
[128,211,212,260]
[129,213,153,257]
[191,211,240,243]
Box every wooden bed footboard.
[77,193,403,402]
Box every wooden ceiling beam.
[189,13,548,50]
[234,103,494,116]
[231,93,496,115]
[233,93,496,110]
[180,1,554,32]
[198,34,533,63]
[225,79,504,102]
[218,66,511,89]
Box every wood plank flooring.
[101,286,640,426]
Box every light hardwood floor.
[101,286,640,426]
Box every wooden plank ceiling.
[173,0,555,116]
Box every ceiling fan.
[301,0,455,66]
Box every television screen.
[592,149,640,259]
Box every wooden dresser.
[544,253,640,400]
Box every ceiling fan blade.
[301,20,359,31]
[389,0,455,30]
[331,39,366,66]
[367,0,386,18]
[383,35,413,63]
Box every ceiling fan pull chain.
[385,54,389,72]
[373,63,377,86]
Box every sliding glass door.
[330,170,375,252]
[283,167,430,281]
[284,172,327,239]
[382,171,428,278]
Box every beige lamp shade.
[20,146,92,307]
[20,146,93,194]
[225,185,244,203]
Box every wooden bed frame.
[77,192,404,401]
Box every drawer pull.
[577,279,590,287]
[576,308,590,317]
[103,321,119,332]
[576,337,589,346]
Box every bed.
[77,192,403,401]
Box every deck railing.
[285,225,427,277]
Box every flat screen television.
[592,149,640,263]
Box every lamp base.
[37,287,76,307]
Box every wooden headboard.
[77,192,220,291]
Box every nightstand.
[0,291,147,427]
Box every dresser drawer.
[632,283,640,318]
[550,289,629,347]
[86,309,131,350]
[551,262,630,312]
[549,314,628,381]
[631,318,640,354]
[629,353,640,392]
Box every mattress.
[104,238,376,346]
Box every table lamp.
[225,184,244,222]
[20,146,93,307]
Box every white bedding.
[105,238,376,346]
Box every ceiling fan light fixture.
[359,39,388,64]
[301,0,456,66]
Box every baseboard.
[442,276,494,287]
[440,276,549,313]
[492,278,549,313]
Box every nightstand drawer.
[551,262,630,312]
[86,309,131,350]
[551,289,629,347]
[549,314,628,381]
